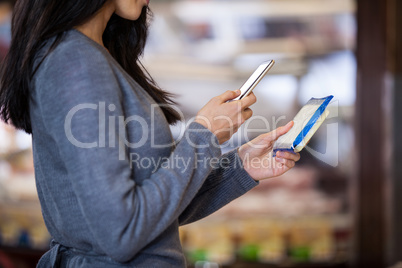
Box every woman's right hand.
[194,90,257,144]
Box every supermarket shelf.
[153,0,356,20]
[0,246,349,268]
[143,54,307,81]
[192,261,349,268]
[0,246,45,268]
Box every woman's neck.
[74,2,115,49]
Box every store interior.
[0,0,401,267]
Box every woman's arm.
[178,148,258,225]
[178,123,301,225]
[34,42,223,263]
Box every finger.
[275,157,296,169]
[267,121,294,141]
[276,151,301,162]
[273,157,288,170]
[242,108,253,121]
[239,92,257,109]
[218,90,241,103]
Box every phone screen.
[233,60,274,101]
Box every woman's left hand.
[238,121,301,181]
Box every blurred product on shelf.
[0,124,45,252]
[0,148,36,202]
[148,0,355,64]
[182,221,235,265]
[0,122,16,153]
[0,0,12,61]
[180,166,350,266]
[0,202,50,250]
[0,148,34,174]
[180,215,349,266]
[212,167,343,218]
[237,218,286,263]
[288,217,335,262]
[0,122,35,202]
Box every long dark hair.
[0,1,180,134]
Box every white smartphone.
[232,60,275,101]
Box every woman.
[0,0,300,267]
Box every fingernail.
[235,89,241,94]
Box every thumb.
[267,121,294,141]
[219,89,241,103]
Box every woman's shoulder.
[33,29,114,81]
[31,29,124,103]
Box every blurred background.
[0,0,400,267]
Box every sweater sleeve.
[33,43,222,263]
[178,148,259,225]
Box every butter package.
[273,95,333,156]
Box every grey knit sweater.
[30,29,258,267]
